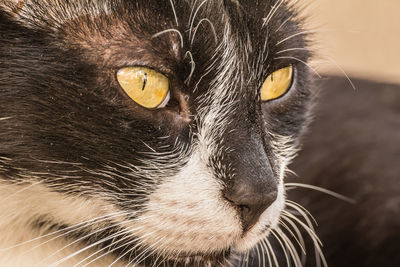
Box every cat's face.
[0,0,313,265]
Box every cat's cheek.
[129,150,243,254]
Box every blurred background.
[304,0,400,85]
[286,2,400,266]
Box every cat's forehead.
[3,0,309,94]
[5,0,300,48]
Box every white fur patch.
[132,149,242,255]
[133,147,286,257]
[129,16,289,259]
[0,181,125,266]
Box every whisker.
[274,56,322,78]
[275,15,294,33]
[279,218,306,254]
[255,242,261,267]
[2,211,129,253]
[123,235,167,267]
[184,51,196,84]
[276,228,302,266]
[263,0,285,28]
[280,216,307,266]
[45,219,148,266]
[277,30,318,46]
[276,48,310,54]
[286,182,356,204]
[281,212,319,244]
[0,116,13,121]
[75,229,133,266]
[258,239,268,267]
[286,200,318,226]
[190,18,218,46]
[152,29,184,48]
[3,180,42,201]
[169,0,179,27]
[282,212,328,267]
[262,236,280,267]
[319,57,357,91]
[270,229,291,267]
[188,0,199,28]
[188,0,208,40]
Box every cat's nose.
[218,123,279,231]
[224,183,277,231]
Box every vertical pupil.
[271,73,274,82]
[142,72,147,91]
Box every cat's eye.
[260,66,294,101]
[117,67,170,109]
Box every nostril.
[223,189,278,231]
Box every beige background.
[304,0,400,84]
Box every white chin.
[134,149,286,256]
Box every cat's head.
[0,0,314,265]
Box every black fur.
[0,0,313,265]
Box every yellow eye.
[260,66,293,101]
[117,67,170,109]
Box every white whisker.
[46,220,147,266]
[277,30,317,46]
[276,228,302,266]
[320,57,357,91]
[279,219,306,254]
[275,56,322,78]
[77,230,133,266]
[286,182,356,204]
[276,48,310,54]
[286,200,318,226]
[282,212,328,267]
[169,0,179,27]
[270,229,291,267]
[191,18,218,46]
[263,0,285,28]
[189,0,208,40]
[152,29,184,48]
[0,116,13,121]
[280,216,307,265]
[2,180,42,201]
[184,51,196,84]
[262,237,280,267]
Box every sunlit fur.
[0,0,323,266]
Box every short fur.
[0,0,316,266]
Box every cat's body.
[0,0,315,266]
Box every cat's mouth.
[149,223,275,265]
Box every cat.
[0,0,319,266]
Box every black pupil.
[142,72,147,91]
